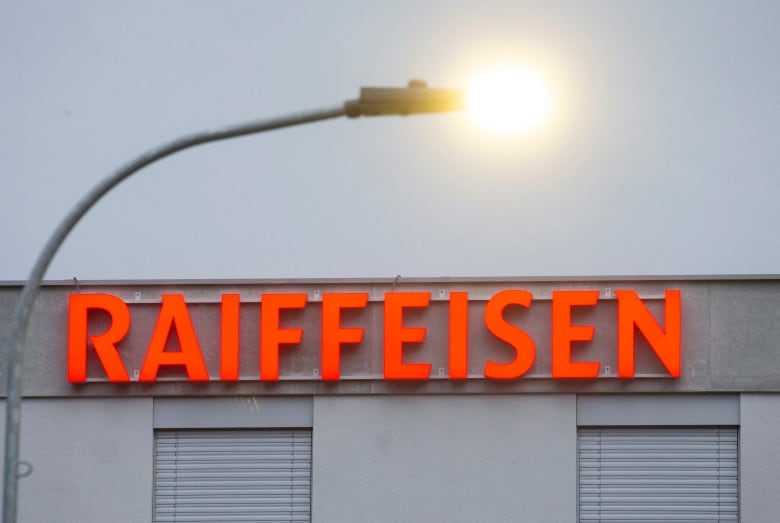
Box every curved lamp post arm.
[2,80,464,523]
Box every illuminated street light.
[347,80,464,116]
[2,72,554,521]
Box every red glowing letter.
[260,293,307,381]
[139,294,209,382]
[384,292,431,380]
[483,289,536,379]
[68,294,131,383]
[220,294,241,381]
[449,291,469,379]
[616,289,681,378]
[321,292,368,380]
[552,290,600,378]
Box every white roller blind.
[578,427,738,522]
[154,429,311,522]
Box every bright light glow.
[466,68,551,134]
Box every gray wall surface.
[0,398,153,523]
[740,393,780,522]
[1,279,780,520]
[311,395,576,522]
[577,394,739,425]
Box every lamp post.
[2,81,464,522]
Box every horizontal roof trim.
[2,274,780,288]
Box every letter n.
[616,290,681,378]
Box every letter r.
[68,294,131,382]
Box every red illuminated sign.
[67,289,681,383]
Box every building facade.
[1,276,778,522]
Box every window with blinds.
[578,427,738,522]
[154,429,312,522]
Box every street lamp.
[1,80,466,522]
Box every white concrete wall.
[312,395,576,523]
[0,398,153,523]
[740,393,780,522]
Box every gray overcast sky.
[1,1,778,281]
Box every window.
[578,427,738,522]
[154,429,312,522]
